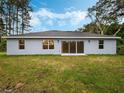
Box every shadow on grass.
[0,52,123,58]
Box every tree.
[87,0,124,35]
[76,22,99,33]
[0,1,5,42]
[0,18,4,42]
[0,0,31,36]
[0,0,31,51]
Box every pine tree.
[0,0,32,36]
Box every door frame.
[61,40,84,55]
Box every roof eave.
[2,36,121,39]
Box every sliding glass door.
[77,41,84,53]
[62,41,84,54]
[62,41,69,53]
[70,41,76,53]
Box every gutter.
[2,36,121,39]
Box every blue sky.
[30,0,98,32]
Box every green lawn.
[0,53,124,93]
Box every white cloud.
[30,8,87,31]
[30,15,41,25]
[46,20,54,26]
[58,21,66,26]
[64,7,76,11]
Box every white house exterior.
[3,31,120,55]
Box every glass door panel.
[62,41,69,53]
[77,41,84,53]
[70,41,76,53]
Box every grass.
[0,53,124,93]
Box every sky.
[29,0,98,32]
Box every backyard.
[0,53,124,93]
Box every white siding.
[7,39,117,55]
[84,40,116,54]
[7,39,61,55]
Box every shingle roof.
[3,30,121,39]
[18,30,114,37]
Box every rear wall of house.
[7,39,61,55]
[7,39,117,55]
[84,39,116,54]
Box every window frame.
[42,40,54,50]
[99,40,104,49]
[42,40,49,49]
[49,40,54,49]
[19,39,25,50]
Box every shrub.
[0,40,6,52]
[118,45,124,55]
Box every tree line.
[0,0,31,37]
[0,0,31,51]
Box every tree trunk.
[5,16,8,35]
[8,5,11,35]
[16,7,19,35]
[0,36,1,42]
[12,6,15,35]
[113,25,122,36]
[96,16,104,35]
[21,9,24,34]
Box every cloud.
[64,7,76,11]
[30,15,41,25]
[30,8,87,31]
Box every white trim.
[76,41,77,53]
[69,41,70,53]
[61,53,86,56]
[2,36,121,39]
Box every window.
[19,39,25,49]
[43,40,49,49]
[49,40,54,49]
[99,40,104,49]
[43,40,54,49]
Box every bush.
[118,45,124,55]
[0,40,6,52]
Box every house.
[3,30,120,55]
